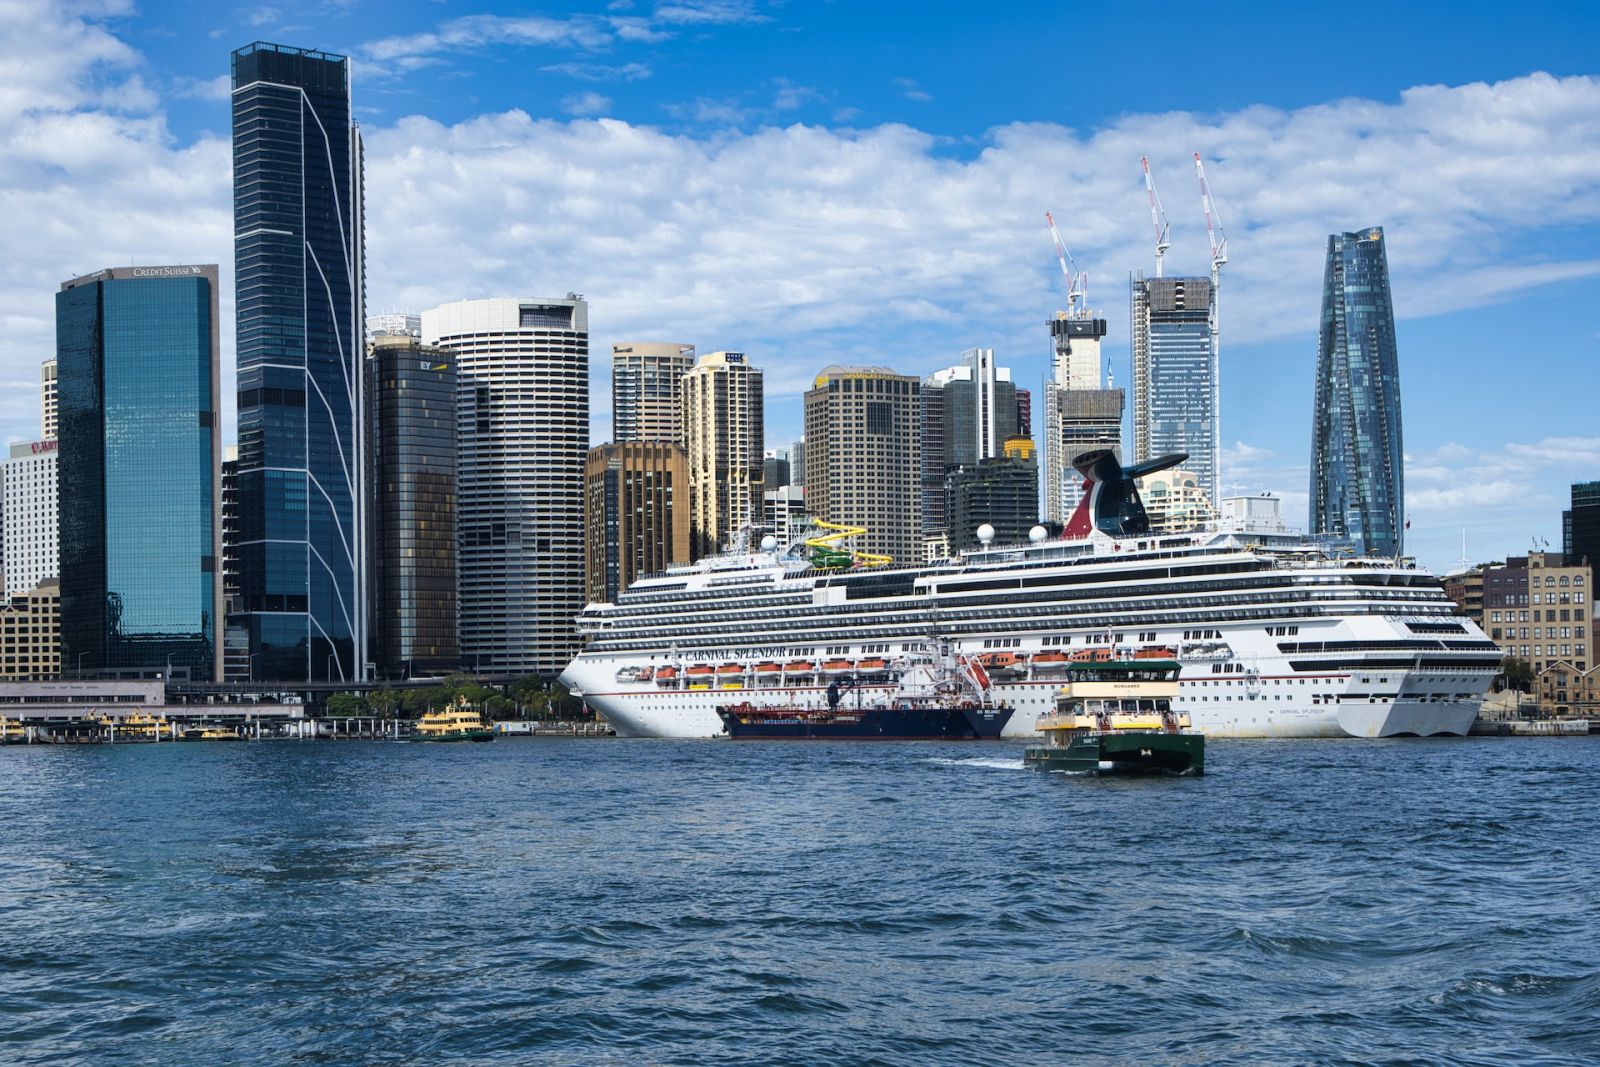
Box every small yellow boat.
[180,723,241,741]
[0,718,28,744]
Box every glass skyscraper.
[1131,275,1217,504]
[56,265,223,681]
[366,336,459,678]
[231,42,365,682]
[1310,227,1404,557]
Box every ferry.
[1023,658,1204,774]
[414,702,495,742]
[561,450,1500,739]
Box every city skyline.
[2,3,1599,575]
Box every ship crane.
[1140,156,1172,278]
[1044,210,1087,320]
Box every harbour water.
[2,737,1598,1064]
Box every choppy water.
[2,737,1598,1065]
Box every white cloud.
[542,61,652,82]
[652,0,768,25]
[561,90,613,117]
[894,77,931,103]
[4,1,1600,573]
[364,14,614,65]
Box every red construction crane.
[1140,155,1171,277]
[1044,211,1087,319]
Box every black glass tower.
[1310,227,1403,557]
[366,336,459,679]
[56,265,223,681]
[231,42,365,682]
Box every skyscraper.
[682,351,764,559]
[40,359,57,440]
[613,342,695,445]
[946,436,1039,552]
[423,296,589,678]
[2,441,57,596]
[1043,314,1123,523]
[1565,481,1600,568]
[231,42,365,682]
[1131,274,1217,504]
[366,335,458,679]
[55,265,223,681]
[921,349,1020,537]
[584,442,689,605]
[1310,227,1404,558]
[803,366,921,565]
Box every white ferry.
[560,451,1499,739]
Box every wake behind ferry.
[561,450,1499,739]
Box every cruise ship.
[561,451,1499,739]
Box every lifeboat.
[1134,645,1177,660]
[1032,650,1070,665]
[821,658,855,673]
[976,651,1026,669]
[856,657,890,670]
[753,662,783,674]
[686,664,714,677]
[783,660,815,673]
[655,667,678,686]
[1069,647,1114,663]
[615,665,656,683]
[716,663,745,675]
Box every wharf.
[1470,718,1595,737]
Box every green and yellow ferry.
[414,701,495,743]
[1024,656,1204,775]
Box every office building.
[946,437,1039,552]
[2,441,57,596]
[1016,388,1031,438]
[803,366,921,565]
[922,349,1020,537]
[1482,552,1590,673]
[55,264,223,681]
[790,438,805,487]
[763,484,808,545]
[613,342,695,445]
[1131,274,1217,504]
[423,296,588,678]
[1566,481,1600,569]
[1139,467,1216,535]
[231,42,365,682]
[1309,227,1403,558]
[1043,314,1123,523]
[1442,565,1486,632]
[682,351,763,559]
[763,450,791,490]
[584,442,689,606]
[365,312,420,341]
[1219,494,1290,536]
[0,579,60,681]
[41,359,57,440]
[366,335,458,678]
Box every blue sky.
[3,0,1599,575]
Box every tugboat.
[1024,656,1204,775]
[413,699,496,742]
[716,642,1013,740]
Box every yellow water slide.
[804,519,891,568]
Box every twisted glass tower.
[1310,227,1403,557]
[231,43,365,682]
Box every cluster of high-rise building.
[0,40,1496,696]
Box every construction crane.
[1140,155,1171,277]
[1194,151,1229,511]
[1044,211,1087,319]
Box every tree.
[1501,656,1535,693]
[325,692,366,716]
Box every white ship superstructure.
[560,452,1498,739]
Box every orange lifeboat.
[754,662,783,674]
[1134,645,1177,659]
[716,663,745,675]
[1031,650,1069,665]
[783,660,815,673]
[856,657,889,670]
[686,664,714,677]
[976,651,1024,669]
[655,666,679,684]
[1069,647,1114,662]
[636,667,655,682]
[821,658,854,673]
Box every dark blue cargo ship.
[715,699,1013,740]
